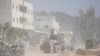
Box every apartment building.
[0,0,34,30]
[34,15,60,34]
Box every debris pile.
[76,49,100,55]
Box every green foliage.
[77,6,96,42]
[0,24,3,33]
[0,23,27,44]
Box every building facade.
[0,0,34,30]
[34,15,59,34]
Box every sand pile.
[76,49,100,55]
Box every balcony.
[20,17,27,24]
[19,5,27,13]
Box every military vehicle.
[40,29,72,53]
[40,34,66,53]
[85,39,99,49]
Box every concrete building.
[0,0,34,30]
[34,15,59,34]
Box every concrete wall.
[12,0,34,30]
[0,0,34,30]
[34,15,60,33]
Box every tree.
[0,23,28,56]
[0,23,27,44]
[86,6,95,19]
[77,6,96,42]
[79,9,84,17]
[0,24,3,34]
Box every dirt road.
[24,44,60,56]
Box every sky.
[29,0,100,17]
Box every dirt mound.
[76,49,100,55]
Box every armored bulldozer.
[85,39,99,49]
[40,34,67,53]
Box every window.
[31,10,33,15]
[19,5,27,13]
[28,10,30,14]
[37,18,41,21]
[44,25,49,29]
[26,22,28,25]
[13,17,15,22]
[20,17,26,24]
[28,21,32,26]
[27,9,28,14]
[12,4,14,9]
[13,17,19,23]
[27,10,33,15]
[29,21,30,26]
[37,25,39,28]
[16,5,19,10]
[31,22,33,26]
[17,18,19,23]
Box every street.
[24,44,64,56]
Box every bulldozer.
[76,38,100,56]
[40,29,69,53]
[85,39,99,49]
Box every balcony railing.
[19,5,27,13]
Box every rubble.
[76,49,100,55]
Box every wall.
[0,0,34,30]
[0,0,12,25]
[11,0,34,30]
[34,15,59,33]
